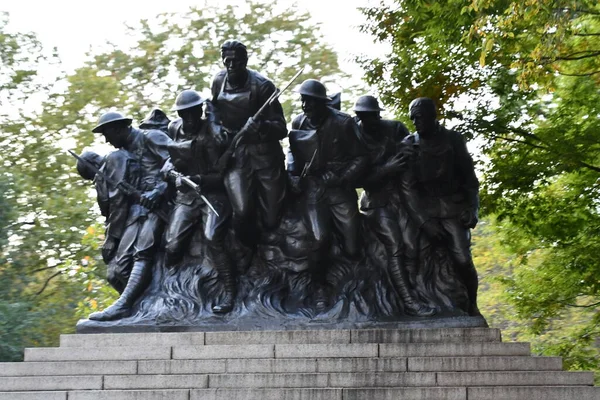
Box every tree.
[360,0,600,376]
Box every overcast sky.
[2,0,384,76]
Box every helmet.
[76,151,104,181]
[353,95,384,112]
[172,90,205,111]
[409,97,437,119]
[297,79,331,100]
[140,108,170,131]
[92,111,132,133]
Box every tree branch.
[35,271,63,296]
[574,33,600,36]
[543,51,600,61]
[557,70,600,77]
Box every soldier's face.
[356,112,380,130]
[178,105,203,133]
[102,124,128,148]
[410,109,437,137]
[301,95,327,121]
[222,50,247,81]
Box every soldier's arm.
[257,80,287,141]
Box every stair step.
[0,392,68,400]
[2,387,598,400]
[24,346,171,362]
[59,328,501,348]
[0,376,102,391]
[0,361,137,376]
[467,386,600,400]
[407,356,563,371]
[104,374,208,389]
[22,342,531,362]
[436,371,595,386]
[379,342,530,357]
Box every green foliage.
[361,0,600,378]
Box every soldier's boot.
[389,257,436,317]
[212,254,236,314]
[89,260,151,321]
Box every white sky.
[2,0,384,77]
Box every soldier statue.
[354,95,435,316]
[401,97,481,316]
[87,111,172,321]
[211,39,287,246]
[162,90,237,313]
[75,149,142,295]
[288,79,368,310]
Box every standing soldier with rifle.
[211,39,288,246]
[86,111,172,321]
[162,90,237,314]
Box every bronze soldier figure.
[288,79,368,309]
[162,90,236,313]
[211,39,287,245]
[354,95,435,316]
[75,149,142,295]
[88,111,171,321]
[402,97,481,316]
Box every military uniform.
[288,107,368,259]
[401,124,480,315]
[211,69,287,237]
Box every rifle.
[217,66,305,172]
[167,170,220,217]
[68,150,169,223]
[300,149,318,180]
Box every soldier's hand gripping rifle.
[166,170,220,217]
[68,150,170,222]
[217,67,305,172]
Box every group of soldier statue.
[74,39,482,325]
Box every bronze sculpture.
[162,90,237,313]
[354,95,436,316]
[287,79,368,310]
[86,111,171,321]
[71,41,486,331]
[211,40,287,247]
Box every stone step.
[0,371,591,392]
[0,361,137,376]
[468,386,600,400]
[0,376,102,391]
[0,355,563,377]
[345,387,600,400]
[2,387,599,400]
[23,342,531,362]
[137,356,561,375]
[24,346,171,362]
[59,328,501,348]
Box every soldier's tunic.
[211,69,287,234]
[288,107,368,258]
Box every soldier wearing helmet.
[162,90,237,314]
[210,39,287,247]
[75,149,142,295]
[287,79,368,311]
[87,110,172,321]
[401,97,481,316]
[353,95,435,316]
